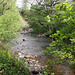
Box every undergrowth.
[0,47,30,75]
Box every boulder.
[23,38,27,41]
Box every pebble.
[30,64,34,67]
[31,60,36,62]
[26,58,30,61]
[13,51,46,74]
[36,60,39,63]
[19,55,25,58]
[29,61,33,64]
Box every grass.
[0,47,30,75]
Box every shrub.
[0,48,30,75]
[43,3,75,65]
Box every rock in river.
[23,38,27,41]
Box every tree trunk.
[2,3,7,15]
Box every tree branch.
[2,3,7,15]
[28,1,33,6]
[39,21,48,29]
[0,0,4,5]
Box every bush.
[43,3,75,65]
[0,48,30,75]
[20,5,48,34]
[0,2,22,41]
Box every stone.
[26,58,30,61]
[31,60,36,62]
[19,55,25,58]
[30,64,34,67]
[18,52,22,56]
[24,55,34,59]
[25,55,31,58]
[33,55,37,58]
[30,59,33,61]
[23,38,27,41]
[29,61,33,64]
[41,66,45,69]
[34,64,38,67]
[29,67,35,71]
[25,62,28,64]
[34,67,41,72]
[36,60,39,63]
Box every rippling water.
[6,33,75,75]
[9,33,51,56]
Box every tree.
[0,0,16,15]
[43,2,75,66]
[0,0,21,41]
[21,0,63,34]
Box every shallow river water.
[7,33,75,75]
[9,33,51,56]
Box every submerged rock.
[16,41,19,44]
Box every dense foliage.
[21,0,75,66]
[0,0,29,75]
[0,0,22,41]
[20,0,62,34]
[43,2,75,65]
[0,47,29,75]
[21,5,48,33]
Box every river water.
[9,33,51,56]
[7,32,75,75]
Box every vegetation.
[21,0,75,68]
[0,0,29,75]
[43,2,75,65]
[20,0,61,34]
[20,5,48,33]
[0,0,22,41]
[0,0,75,74]
[0,47,29,75]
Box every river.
[9,33,51,56]
[6,32,75,75]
